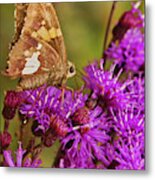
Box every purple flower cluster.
[19,86,87,133]
[1,2,144,170]
[18,86,113,168]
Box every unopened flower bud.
[112,9,143,41]
[2,91,22,120]
[2,106,16,120]
[0,131,12,152]
[4,91,21,108]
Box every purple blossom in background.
[3,142,42,168]
[105,28,144,73]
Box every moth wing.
[22,3,67,66]
[5,33,63,78]
[4,3,68,88]
[5,3,67,77]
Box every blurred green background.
[0,1,144,167]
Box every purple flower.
[19,85,87,133]
[110,107,145,170]
[3,142,42,168]
[54,106,113,168]
[84,60,134,110]
[105,28,144,73]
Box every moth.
[4,3,76,89]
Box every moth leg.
[60,85,65,107]
[59,85,75,108]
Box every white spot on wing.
[36,43,42,50]
[24,50,31,57]
[22,52,41,75]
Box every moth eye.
[69,65,75,74]
[67,61,76,78]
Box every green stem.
[102,1,117,60]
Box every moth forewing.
[4,3,75,90]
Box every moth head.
[67,61,76,79]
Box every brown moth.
[4,3,76,89]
